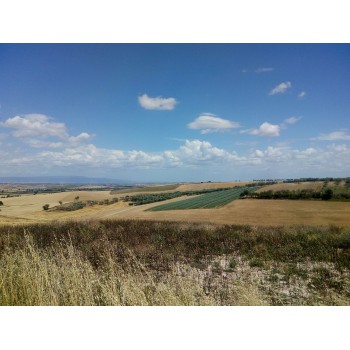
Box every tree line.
[246,188,350,201]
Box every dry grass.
[0,233,258,306]
[177,181,250,191]
[1,220,349,305]
[0,190,120,221]
[255,181,325,193]
[71,199,350,227]
[111,184,179,194]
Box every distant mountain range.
[0,176,130,184]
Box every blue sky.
[0,44,349,182]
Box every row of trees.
[248,189,337,201]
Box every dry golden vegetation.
[176,181,250,192]
[1,220,350,305]
[110,184,180,194]
[255,181,325,193]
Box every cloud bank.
[312,131,350,141]
[1,114,350,179]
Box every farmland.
[0,180,350,306]
[1,181,350,226]
[148,186,260,211]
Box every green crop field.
[147,186,260,211]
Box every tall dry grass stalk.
[0,236,220,306]
[1,221,349,305]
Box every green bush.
[322,188,333,200]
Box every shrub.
[42,204,50,211]
[56,201,86,211]
[322,188,333,201]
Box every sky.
[0,44,350,182]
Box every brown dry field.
[177,181,250,191]
[255,181,325,193]
[1,186,350,226]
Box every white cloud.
[26,140,64,149]
[1,133,350,178]
[254,150,264,157]
[255,67,274,73]
[0,114,94,149]
[138,94,177,110]
[188,114,240,134]
[280,116,302,129]
[312,131,350,141]
[283,116,302,125]
[1,114,350,178]
[298,91,306,98]
[69,132,95,143]
[241,122,280,137]
[269,81,292,95]
[0,114,68,139]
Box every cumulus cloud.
[0,114,94,148]
[69,132,95,143]
[138,94,177,110]
[1,132,350,177]
[1,114,350,177]
[255,67,274,73]
[269,81,292,95]
[241,122,280,137]
[0,114,68,139]
[188,114,240,134]
[312,131,350,141]
[26,140,64,149]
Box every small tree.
[0,201,3,206]
[239,189,250,198]
[321,188,333,201]
[59,201,63,205]
[43,204,50,210]
[75,196,80,201]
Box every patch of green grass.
[249,257,264,268]
[228,258,237,270]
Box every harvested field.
[1,184,350,227]
[0,190,119,223]
[256,181,325,193]
[106,199,350,226]
[4,198,345,227]
[111,184,179,194]
[177,181,250,191]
